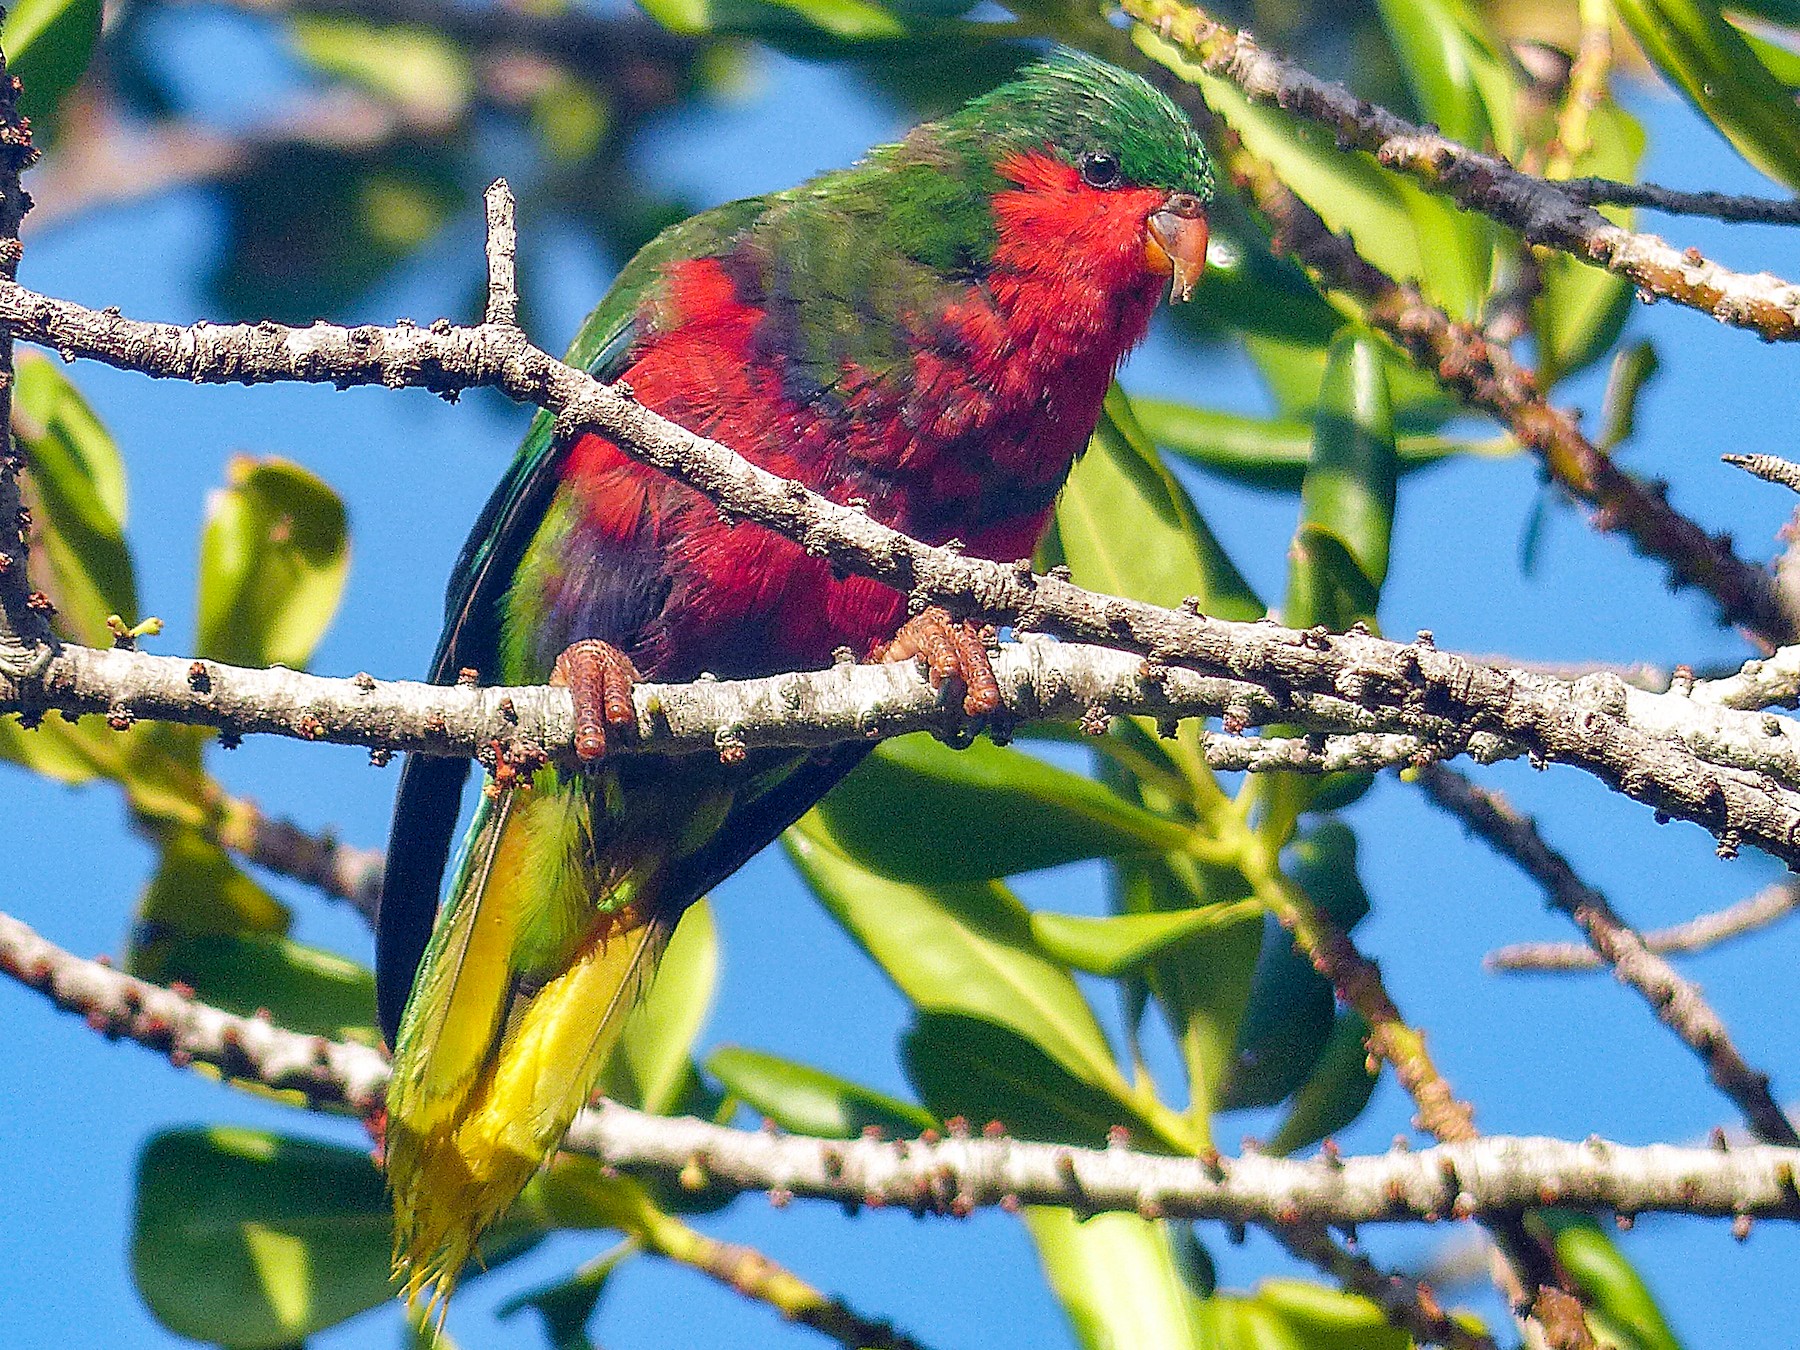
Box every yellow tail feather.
[384,781,671,1309]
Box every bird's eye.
[1078,151,1123,189]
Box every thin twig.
[1489,879,1800,971]
[1564,179,1800,227]
[9,905,1800,1227]
[213,800,384,920]
[1419,766,1798,1147]
[1725,453,1800,496]
[1273,1227,1500,1350]
[482,178,519,329]
[0,41,49,677]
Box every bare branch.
[1273,1227,1501,1350]
[1124,0,1800,341]
[1725,452,1800,496]
[214,799,384,920]
[482,178,519,329]
[9,904,1800,1229]
[1565,179,1800,227]
[1420,766,1798,1148]
[1490,879,1800,971]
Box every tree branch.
[1489,879,1800,972]
[1564,179,1800,227]
[1419,766,1798,1148]
[9,904,1800,1230]
[1121,0,1800,341]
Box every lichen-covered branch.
[9,904,1800,1229]
[1420,766,1798,1148]
[1120,0,1800,341]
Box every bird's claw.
[552,639,641,760]
[876,606,1001,717]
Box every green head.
[948,49,1215,203]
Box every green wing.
[376,197,769,1045]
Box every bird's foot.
[551,639,641,760]
[875,606,1001,717]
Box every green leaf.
[903,1012,1146,1147]
[197,455,350,670]
[136,931,379,1046]
[1600,340,1661,449]
[1266,1012,1380,1155]
[1613,0,1800,187]
[1112,852,1262,1121]
[1,0,102,136]
[1535,101,1647,384]
[133,826,292,944]
[786,822,1128,1098]
[1030,902,1264,977]
[497,1243,634,1350]
[600,899,717,1115]
[1374,0,1520,154]
[290,18,473,122]
[808,735,1192,884]
[13,353,135,644]
[1027,1208,1202,1350]
[636,0,910,39]
[1255,1279,1413,1350]
[133,1129,431,1347]
[1134,399,1489,491]
[1221,824,1370,1110]
[1056,385,1262,619]
[1296,332,1399,598]
[707,1045,936,1137]
[1538,1213,1684,1350]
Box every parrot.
[375,48,1214,1307]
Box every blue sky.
[4,26,1800,1350]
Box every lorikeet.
[376,48,1214,1304]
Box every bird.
[375,47,1213,1307]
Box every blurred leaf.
[807,735,1192,884]
[1600,340,1661,449]
[197,456,349,670]
[1242,332,1461,429]
[1613,0,1800,186]
[132,826,291,945]
[638,0,914,39]
[1295,331,1399,599]
[1374,0,1520,153]
[1218,914,1335,1111]
[1134,398,1487,491]
[1266,1011,1379,1155]
[1537,1213,1684,1350]
[1056,385,1262,619]
[1255,1279,1412,1350]
[212,142,463,322]
[497,1243,634,1350]
[13,352,135,643]
[133,1129,405,1347]
[532,72,613,164]
[140,930,377,1045]
[1535,102,1646,384]
[1,0,101,135]
[1027,1208,1202,1350]
[289,17,473,123]
[1030,902,1264,977]
[1221,825,1369,1111]
[600,899,717,1115]
[786,822,1128,1097]
[707,1045,935,1137]
[904,1012,1136,1147]
[1112,852,1262,1120]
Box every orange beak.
[1144,192,1209,303]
